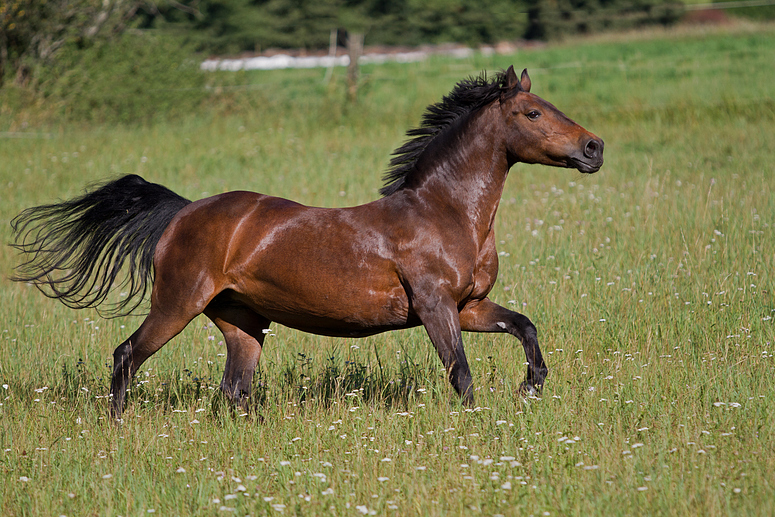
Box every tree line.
[2,0,686,88]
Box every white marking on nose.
[497,322,507,329]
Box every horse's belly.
[233,277,413,336]
[265,312,419,338]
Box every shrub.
[39,32,208,124]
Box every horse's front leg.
[413,291,474,405]
[459,298,548,396]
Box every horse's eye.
[527,110,541,120]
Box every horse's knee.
[513,313,538,341]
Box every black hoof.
[518,380,542,398]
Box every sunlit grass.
[1,24,774,516]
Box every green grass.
[1,23,775,516]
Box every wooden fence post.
[346,32,363,102]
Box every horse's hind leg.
[204,299,270,411]
[111,308,198,418]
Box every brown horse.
[11,66,603,417]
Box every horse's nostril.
[584,139,602,159]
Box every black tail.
[10,174,192,317]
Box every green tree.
[139,0,529,54]
[0,0,145,87]
[525,0,684,40]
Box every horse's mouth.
[568,157,603,174]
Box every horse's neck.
[411,105,509,236]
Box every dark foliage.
[138,0,687,54]
[139,0,530,54]
[525,0,685,40]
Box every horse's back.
[154,190,300,269]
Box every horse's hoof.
[518,381,541,399]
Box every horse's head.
[499,66,603,174]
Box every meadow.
[1,23,774,516]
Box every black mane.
[380,69,512,197]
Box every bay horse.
[11,66,603,417]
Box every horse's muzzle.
[572,136,604,173]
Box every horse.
[11,66,603,418]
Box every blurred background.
[1,0,773,127]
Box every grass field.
[1,23,774,516]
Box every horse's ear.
[519,69,532,93]
[504,65,519,91]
